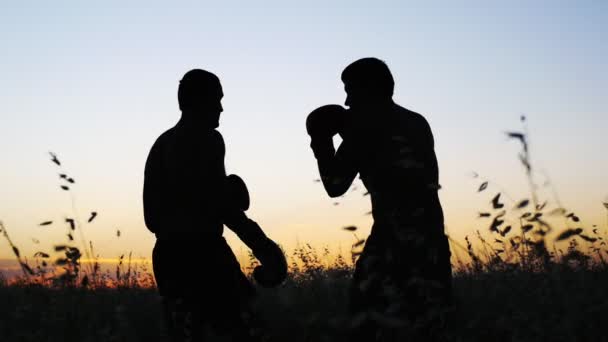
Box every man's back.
[348,104,444,236]
[143,120,226,239]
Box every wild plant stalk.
[539,169,565,210]
[0,221,32,278]
[89,240,100,285]
[463,117,608,271]
[519,116,539,208]
[68,193,94,275]
[126,251,132,288]
[604,201,608,230]
[49,152,95,277]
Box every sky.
[0,1,607,265]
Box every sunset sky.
[1,1,607,265]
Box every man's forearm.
[224,211,269,251]
[310,136,335,161]
[311,137,358,197]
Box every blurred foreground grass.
[1,251,607,342]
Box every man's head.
[178,69,224,128]
[341,58,394,110]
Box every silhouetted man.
[144,69,286,342]
[307,58,452,340]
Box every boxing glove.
[306,104,347,139]
[252,238,288,288]
[225,214,288,288]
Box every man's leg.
[349,249,385,341]
[192,301,266,342]
[161,296,191,342]
[395,234,452,340]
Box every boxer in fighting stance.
[144,69,286,341]
[307,58,452,340]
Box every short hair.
[177,69,221,110]
[341,58,394,98]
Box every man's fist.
[306,104,347,139]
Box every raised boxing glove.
[306,104,347,139]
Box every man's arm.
[211,132,271,249]
[311,136,358,198]
[416,114,440,188]
[219,155,286,287]
[188,130,227,218]
[143,141,164,234]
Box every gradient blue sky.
[1,1,607,261]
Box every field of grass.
[1,119,608,341]
[1,247,608,342]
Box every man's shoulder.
[149,127,177,153]
[201,129,225,152]
[147,127,225,162]
[209,129,224,144]
[393,104,429,127]
[145,127,176,169]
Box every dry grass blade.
[506,131,525,143]
[489,211,506,232]
[352,239,366,248]
[515,199,530,209]
[536,201,547,211]
[491,193,504,209]
[579,235,597,243]
[65,218,75,230]
[54,245,69,252]
[20,263,35,275]
[566,213,580,222]
[548,208,567,216]
[351,250,363,257]
[518,153,531,172]
[506,131,529,154]
[521,224,533,233]
[55,258,68,266]
[555,228,583,241]
[87,212,98,223]
[49,151,61,166]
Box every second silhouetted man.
[307,58,452,340]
